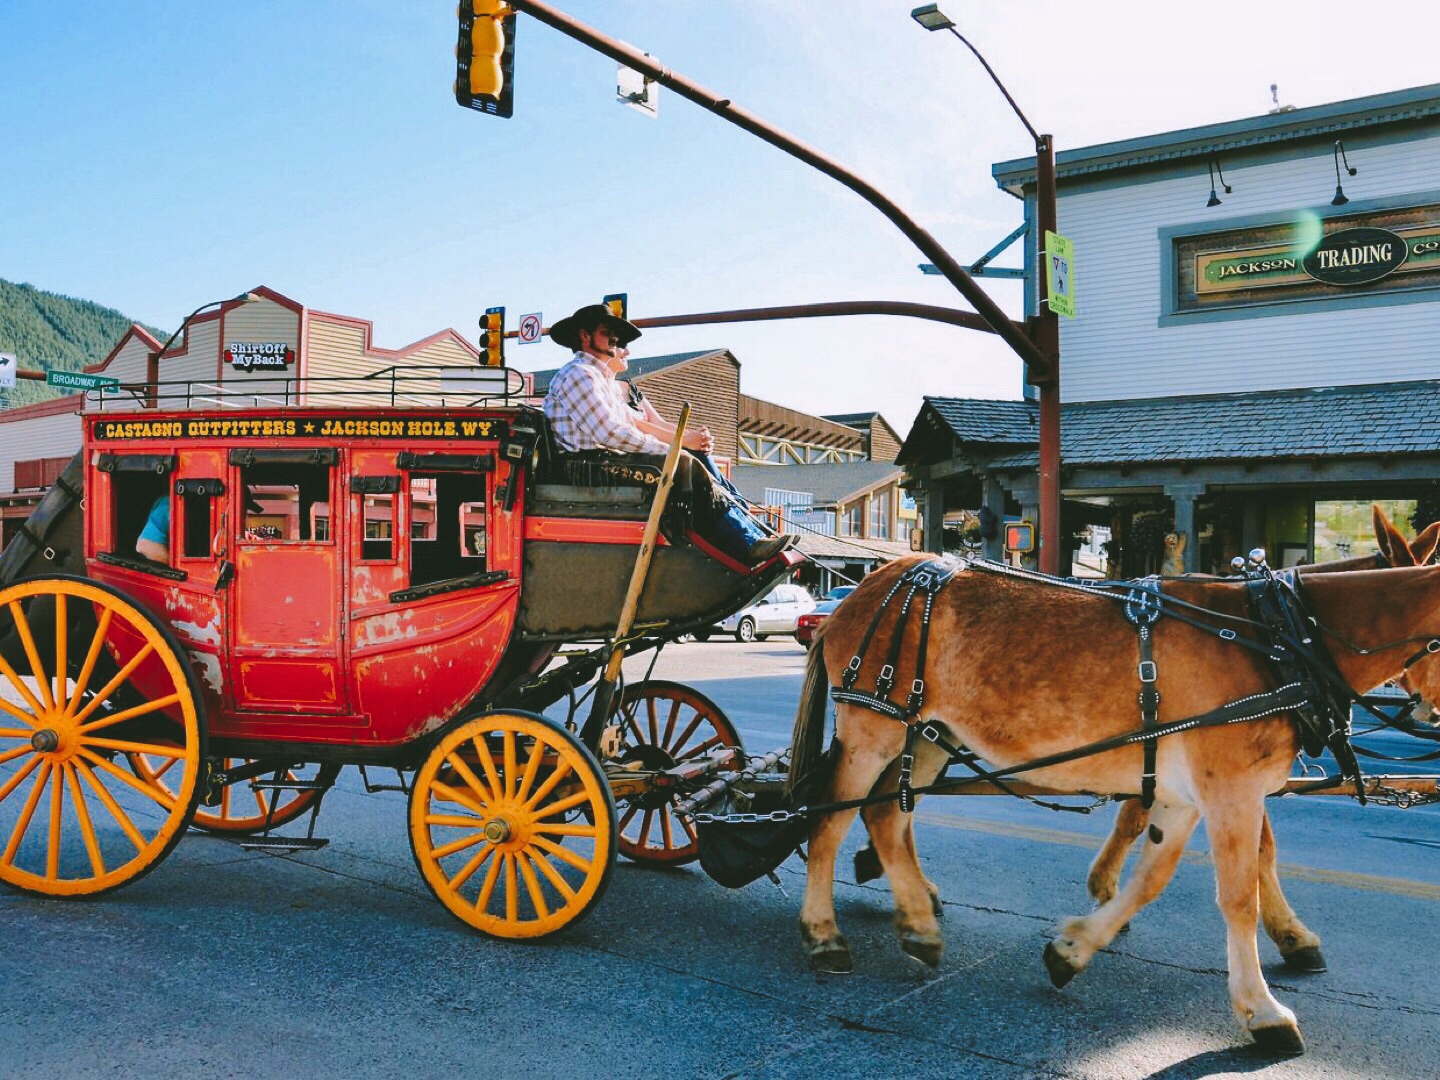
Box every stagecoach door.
[225,449,349,716]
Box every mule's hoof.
[901,934,943,968]
[1251,1024,1305,1057]
[1042,942,1080,988]
[930,892,944,919]
[853,845,882,884]
[808,937,853,974]
[1282,946,1327,974]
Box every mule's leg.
[799,715,904,973]
[1087,798,1147,907]
[1044,800,1198,987]
[861,739,951,966]
[1257,811,1325,973]
[1205,793,1304,1055]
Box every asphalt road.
[4,639,1439,1079]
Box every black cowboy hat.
[549,303,642,351]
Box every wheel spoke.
[431,778,489,818]
[64,762,106,878]
[75,758,147,852]
[521,757,573,812]
[504,852,519,925]
[7,599,55,713]
[77,747,178,811]
[431,828,488,860]
[471,734,505,803]
[70,641,156,727]
[669,712,705,755]
[2,759,52,867]
[47,754,64,880]
[531,834,593,873]
[660,809,674,852]
[425,811,486,830]
[52,593,67,713]
[533,788,596,819]
[678,815,698,843]
[646,696,659,746]
[0,754,42,803]
[525,847,577,902]
[531,822,597,837]
[638,808,654,849]
[514,733,544,803]
[516,849,549,919]
[660,697,682,751]
[617,804,639,831]
[446,840,496,891]
[79,692,183,736]
[502,729,517,800]
[443,750,496,807]
[473,846,505,912]
[64,607,114,716]
[0,647,46,718]
[0,743,34,767]
[86,736,187,760]
[676,735,725,763]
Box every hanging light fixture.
[1332,140,1358,206]
[1206,153,1231,207]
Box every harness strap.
[1124,580,1163,810]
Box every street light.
[146,291,262,401]
[911,4,1063,575]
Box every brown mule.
[790,524,1440,1054]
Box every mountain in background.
[0,278,165,408]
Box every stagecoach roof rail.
[83,366,528,411]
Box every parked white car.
[713,583,816,642]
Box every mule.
[1086,507,1440,973]
[789,545,1440,1053]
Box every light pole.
[912,4,1063,574]
[146,291,261,404]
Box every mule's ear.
[1373,504,1396,562]
[1376,505,1412,566]
[1413,521,1440,566]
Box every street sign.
[47,369,120,392]
[517,313,543,344]
[617,61,658,118]
[1044,230,1076,318]
[0,352,15,389]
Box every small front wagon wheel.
[408,711,616,940]
[0,576,204,897]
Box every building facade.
[902,83,1440,575]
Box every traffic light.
[1004,521,1035,553]
[480,307,506,367]
[455,1,516,118]
[602,293,628,321]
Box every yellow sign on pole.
[1044,230,1076,318]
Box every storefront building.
[901,83,1440,574]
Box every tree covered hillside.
[0,279,164,408]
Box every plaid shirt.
[543,352,667,455]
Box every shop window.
[839,503,862,538]
[1314,499,1417,564]
[408,472,488,587]
[869,492,891,540]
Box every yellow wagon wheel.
[0,575,204,897]
[610,680,743,866]
[408,710,616,939]
[125,756,337,835]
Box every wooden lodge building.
[900,83,1440,576]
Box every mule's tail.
[786,636,832,798]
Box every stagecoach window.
[108,472,169,558]
[407,471,488,587]
[239,462,333,544]
[361,494,395,561]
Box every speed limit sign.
[518,313,543,344]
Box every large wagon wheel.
[408,710,615,939]
[126,756,339,834]
[609,680,743,866]
[0,576,204,897]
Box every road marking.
[914,811,1440,902]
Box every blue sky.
[1,1,1425,434]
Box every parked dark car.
[795,598,840,649]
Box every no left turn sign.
[518,313,543,344]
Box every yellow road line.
[913,811,1440,902]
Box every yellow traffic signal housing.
[602,293,628,321]
[479,307,506,367]
[456,2,515,118]
[1004,521,1035,553]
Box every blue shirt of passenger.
[139,496,169,544]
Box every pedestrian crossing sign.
[1044,230,1076,318]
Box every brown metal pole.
[1032,135,1062,575]
[504,0,1052,380]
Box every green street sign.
[1044,230,1076,318]
[47,370,120,392]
